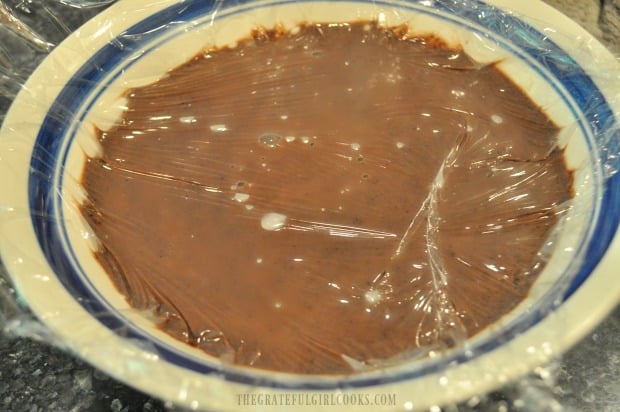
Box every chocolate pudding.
[80,22,573,374]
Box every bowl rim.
[1,0,619,410]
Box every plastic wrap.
[0,0,619,410]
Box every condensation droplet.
[261,212,287,231]
[259,133,281,147]
[210,124,228,132]
[365,289,382,304]
[233,193,250,203]
[231,181,246,190]
[180,116,197,124]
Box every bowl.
[0,0,619,410]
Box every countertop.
[0,0,619,411]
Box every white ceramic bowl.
[0,0,619,410]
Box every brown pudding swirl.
[80,22,573,374]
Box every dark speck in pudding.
[80,21,573,374]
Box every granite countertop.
[1,1,619,411]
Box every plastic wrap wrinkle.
[0,2,53,52]
[78,21,574,375]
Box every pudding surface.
[80,22,573,374]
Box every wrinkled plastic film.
[70,20,573,373]
[0,0,619,410]
[0,0,120,351]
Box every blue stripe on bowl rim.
[27,0,620,389]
